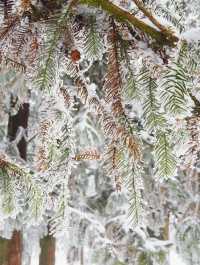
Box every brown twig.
[131,0,166,32]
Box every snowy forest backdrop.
[0,0,200,264]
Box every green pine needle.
[35,4,72,91]
[161,63,189,114]
[140,69,165,130]
[84,17,104,62]
[155,132,176,178]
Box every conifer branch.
[104,20,124,117]
[79,0,178,47]
[131,0,166,32]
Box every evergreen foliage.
[0,0,200,264]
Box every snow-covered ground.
[169,250,186,265]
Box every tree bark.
[0,231,22,265]
[7,99,29,159]
[0,98,29,265]
[0,239,9,265]
[39,235,56,265]
[7,231,22,265]
[80,246,84,265]
[163,212,170,241]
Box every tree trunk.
[7,231,22,265]
[0,98,29,265]
[163,212,170,241]
[0,230,22,265]
[0,239,9,265]
[39,235,56,265]
[80,246,84,265]
[7,100,29,159]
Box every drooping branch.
[79,0,178,47]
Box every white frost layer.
[181,28,200,41]
[169,250,186,265]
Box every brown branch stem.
[131,0,166,32]
[79,0,178,47]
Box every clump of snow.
[181,28,200,41]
